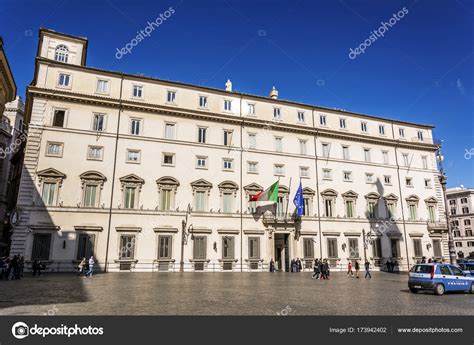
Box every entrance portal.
[274,233,290,272]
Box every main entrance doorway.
[274,233,290,272]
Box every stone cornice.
[27,86,438,151]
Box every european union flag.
[293,182,304,218]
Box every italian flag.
[249,180,279,203]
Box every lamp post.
[436,145,456,264]
[179,203,193,272]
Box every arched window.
[54,45,69,63]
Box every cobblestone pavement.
[0,272,473,315]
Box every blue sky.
[1,0,473,187]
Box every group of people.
[346,260,372,278]
[312,259,330,279]
[78,256,95,277]
[385,259,398,273]
[0,255,24,280]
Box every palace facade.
[447,187,474,259]
[10,28,449,272]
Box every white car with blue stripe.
[408,263,474,295]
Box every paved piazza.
[0,272,473,316]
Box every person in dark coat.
[354,260,360,278]
[323,259,330,280]
[312,259,320,279]
[296,258,302,272]
[10,255,19,280]
[33,259,40,277]
[269,258,275,273]
[364,260,371,279]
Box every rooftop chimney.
[269,86,278,99]
[225,79,232,92]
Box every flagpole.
[285,177,292,220]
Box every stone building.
[447,187,474,259]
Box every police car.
[408,263,474,295]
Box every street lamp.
[436,145,456,264]
[179,203,193,272]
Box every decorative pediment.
[424,196,438,205]
[218,181,239,191]
[342,190,358,199]
[406,194,420,204]
[243,183,263,193]
[365,192,380,200]
[190,178,213,189]
[37,168,66,179]
[384,193,399,201]
[156,176,180,186]
[278,185,289,194]
[119,174,144,184]
[79,171,106,182]
[321,189,337,198]
[302,187,315,196]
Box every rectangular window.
[348,238,359,258]
[323,169,332,180]
[361,122,368,132]
[83,184,98,207]
[325,199,333,217]
[58,73,71,87]
[387,202,396,218]
[160,189,172,210]
[300,167,309,178]
[455,242,462,247]
[428,205,436,222]
[274,164,285,176]
[93,113,105,131]
[247,103,255,115]
[32,234,52,260]
[46,142,63,157]
[409,204,417,220]
[327,238,338,258]
[379,125,385,135]
[303,238,314,259]
[391,239,399,258]
[422,156,428,169]
[41,182,56,206]
[322,143,330,158]
[433,239,442,257]
[382,151,389,165]
[96,79,109,93]
[373,238,382,258]
[77,234,95,260]
[87,146,103,160]
[345,200,354,218]
[196,156,208,169]
[466,230,472,237]
[462,207,470,214]
[158,235,172,259]
[303,198,310,216]
[224,100,232,111]
[223,159,233,171]
[274,137,283,152]
[167,91,176,103]
[465,219,471,226]
[424,179,431,188]
[339,118,346,129]
[132,85,143,98]
[247,161,258,173]
[193,236,207,260]
[406,177,413,187]
[342,146,350,160]
[384,175,392,185]
[461,198,468,204]
[343,171,352,182]
[299,139,307,155]
[413,239,423,257]
[222,236,235,260]
[197,127,207,143]
[364,149,371,162]
[124,187,137,209]
[365,173,374,183]
[162,153,175,166]
[119,235,135,259]
[223,130,233,146]
[248,237,260,259]
[367,201,376,219]
[199,96,208,108]
[248,133,256,149]
[403,154,409,167]
[297,111,305,123]
[222,192,233,213]
[164,123,175,139]
[320,115,327,126]
[126,149,141,163]
[273,108,281,120]
[130,119,141,135]
[53,110,65,127]
[417,131,424,141]
[399,128,405,138]
[194,191,206,212]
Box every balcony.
[427,221,448,233]
[262,211,297,227]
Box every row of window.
[455,241,474,247]
[449,197,470,205]
[450,207,471,215]
[53,72,425,141]
[451,219,472,227]
[453,229,473,237]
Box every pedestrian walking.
[86,256,95,277]
[323,259,330,280]
[312,259,320,279]
[32,259,41,277]
[354,260,360,278]
[364,260,371,279]
[296,258,302,272]
[347,261,353,277]
[386,259,391,273]
[269,258,275,273]
[78,257,86,276]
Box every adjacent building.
[10,28,449,272]
[447,187,474,258]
